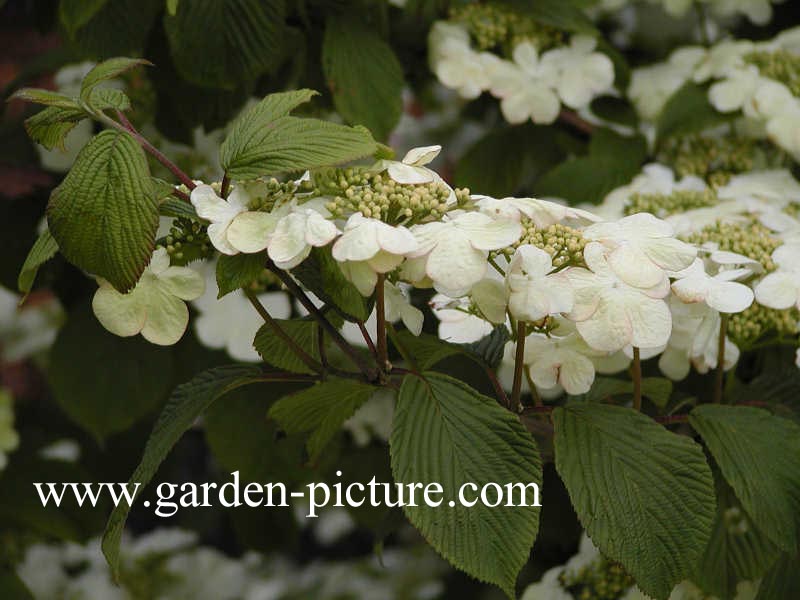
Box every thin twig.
[386,322,417,372]
[358,321,378,358]
[375,274,389,372]
[244,289,323,375]
[558,109,595,135]
[171,188,190,202]
[714,314,728,404]
[316,324,328,370]
[112,110,196,191]
[511,322,526,412]
[524,369,543,408]
[632,347,642,411]
[267,262,379,381]
[256,371,320,384]
[220,174,231,199]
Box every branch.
[375,274,389,371]
[558,109,595,135]
[244,289,324,375]
[511,322,526,412]
[713,314,728,404]
[631,346,642,411]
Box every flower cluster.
[0,389,19,471]
[428,17,615,125]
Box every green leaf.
[269,378,376,461]
[0,568,33,600]
[87,87,131,112]
[47,305,174,440]
[694,475,780,599]
[158,196,198,219]
[164,0,285,89]
[220,113,377,180]
[553,402,715,599]
[690,405,800,554]
[455,125,565,197]
[578,376,673,407]
[59,0,109,37]
[393,331,461,370]
[101,364,263,579]
[24,105,87,151]
[755,554,800,600]
[166,0,179,14]
[80,57,150,101]
[391,373,542,597]
[253,319,321,375]
[10,88,80,109]
[656,82,734,144]
[290,246,369,322]
[501,0,597,35]
[462,325,510,369]
[322,16,404,141]
[18,229,58,295]
[216,252,267,298]
[47,129,158,292]
[589,128,647,162]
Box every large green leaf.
[24,105,87,151]
[690,405,800,554]
[253,319,321,375]
[164,0,285,89]
[391,373,542,597]
[47,129,157,292]
[79,57,150,102]
[215,251,267,298]
[755,554,800,600]
[47,305,173,440]
[59,0,109,37]
[322,16,404,141]
[501,0,597,35]
[10,88,80,109]
[553,403,715,599]
[62,0,160,59]
[269,378,376,461]
[18,229,58,295]
[656,82,734,144]
[101,365,263,579]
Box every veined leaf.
[164,0,285,89]
[10,88,80,109]
[391,373,542,597]
[656,82,734,144]
[253,319,321,375]
[80,57,150,101]
[158,195,198,219]
[47,129,158,292]
[755,553,800,600]
[216,252,267,298]
[87,87,131,112]
[690,405,800,554]
[269,378,376,461]
[553,402,715,599]
[59,0,109,37]
[24,105,87,151]
[18,229,58,295]
[322,16,404,141]
[101,365,263,579]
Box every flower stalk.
[375,274,389,372]
[632,346,642,411]
[511,321,527,412]
[714,314,728,404]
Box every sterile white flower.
[0,286,63,362]
[583,213,697,289]
[92,248,205,346]
[379,145,440,185]
[190,184,250,255]
[566,243,672,352]
[429,22,490,99]
[408,211,522,297]
[0,389,19,471]
[539,35,615,109]
[524,331,599,395]
[628,47,704,121]
[671,258,754,313]
[754,243,800,309]
[332,213,418,296]
[432,294,494,344]
[383,281,424,336]
[192,264,291,362]
[506,245,574,322]
[475,195,600,226]
[708,66,760,113]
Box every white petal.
[457,216,522,251]
[158,267,206,301]
[755,272,799,309]
[377,223,418,255]
[141,289,189,346]
[367,250,404,274]
[92,283,145,337]
[401,304,424,336]
[340,261,378,296]
[576,294,633,352]
[387,162,433,184]
[672,275,712,304]
[191,184,242,223]
[659,347,691,381]
[402,145,441,166]
[608,243,666,289]
[624,291,672,349]
[558,350,596,395]
[426,236,487,297]
[512,245,553,278]
[641,237,697,272]
[268,213,308,265]
[207,221,238,256]
[528,359,559,390]
[706,280,753,313]
[471,279,507,324]
[227,212,278,254]
[303,211,338,247]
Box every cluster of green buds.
[160,218,215,266]
[625,189,718,218]
[244,177,315,213]
[560,557,636,600]
[682,221,780,271]
[746,50,800,97]
[450,2,563,52]
[319,167,466,225]
[501,220,587,269]
[729,303,799,348]
[658,134,780,185]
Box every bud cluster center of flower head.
[320,167,465,225]
[683,220,781,270]
[502,220,587,269]
[625,189,718,218]
[746,50,800,97]
[450,2,564,52]
[246,177,316,213]
[162,218,215,266]
[559,557,635,600]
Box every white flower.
[583,213,697,289]
[754,243,800,309]
[192,263,291,362]
[506,245,574,322]
[671,258,754,313]
[708,66,760,113]
[566,243,672,352]
[432,294,494,343]
[628,47,704,121]
[92,248,205,345]
[429,22,490,99]
[475,195,600,226]
[0,287,63,362]
[0,389,19,471]
[539,35,615,109]
[484,42,561,124]
[692,40,751,83]
[190,184,250,255]
[332,213,418,295]
[379,145,441,185]
[524,331,599,395]
[717,169,800,206]
[383,281,423,336]
[408,211,521,297]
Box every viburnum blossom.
[523,329,602,395]
[428,22,490,99]
[190,184,250,255]
[475,195,600,227]
[92,248,205,345]
[332,213,418,296]
[506,245,574,323]
[407,211,521,297]
[582,213,697,289]
[754,243,800,309]
[431,294,494,344]
[566,243,672,352]
[383,281,423,336]
[539,35,615,109]
[671,257,755,313]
